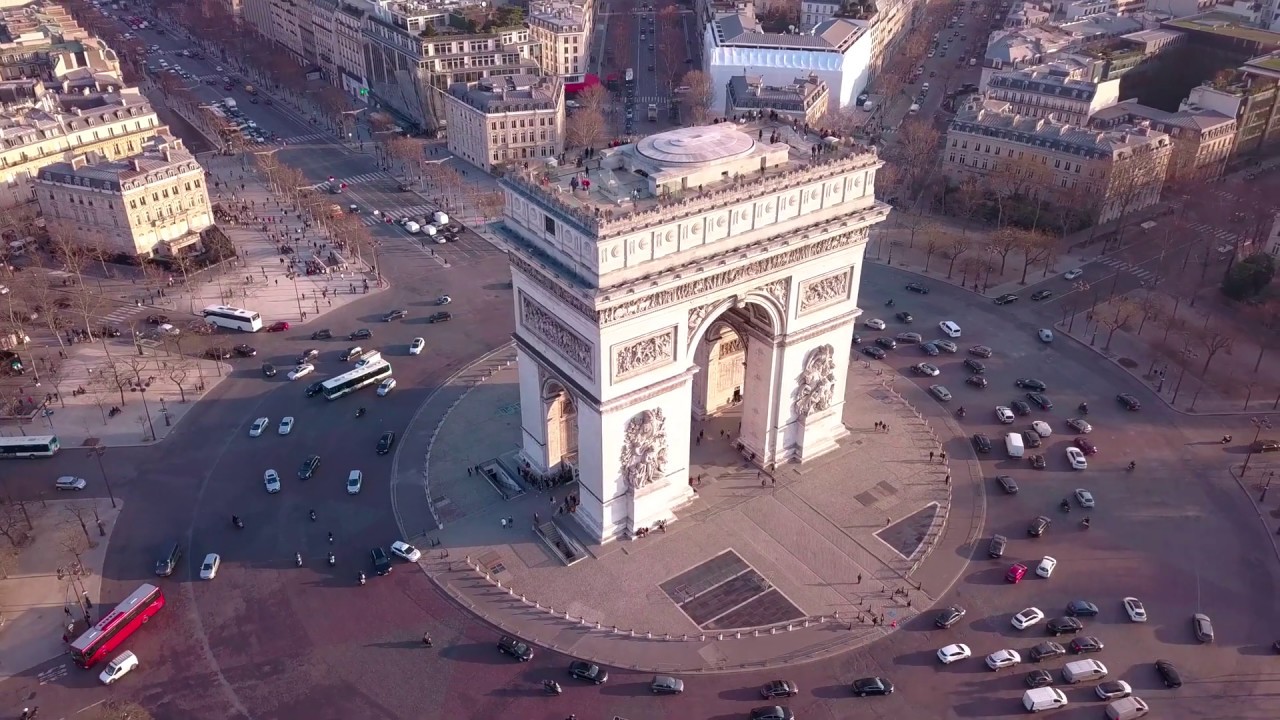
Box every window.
[544,215,556,235]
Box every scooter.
[1127,461,1136,472]
[885,299,895,307]
[295,552,303,567]
[327,552,336,567]
[1221,435,1232,444]
[231,515,244,529]
[356,407,366,418]
[1079,403,1089,415]
[358,572,366,586]
[1060,499,1071,513]
[543,680,562,696]
[1080,517,1091,529]
[956,407,966,419]
[309,509,317,522]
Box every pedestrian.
[328,531,334,544]
[885,517,891,526]
[929,450,935,462]
[534,512,540,524]
[940,451,947,462]
[500,517,508,528]
[857,573,862,584]
[771,476,776,486]
[62,633,69,644]
[945,473,951,484]
[761,478,767,487]
[422,633,433,647]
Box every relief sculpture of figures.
[615,329,676,379]
[793,344,837,419]
[521,293,594,378]
[620,409,669,490]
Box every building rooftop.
[1089,99,1234,132]
[1245,50,1280,77]
[712,8,868,51]
[1060,13,1143,40]
[0,1,86,47]
[988,67,1105,101]
[727,74,828,110]
[1165,11,1280,47]
[528,0,589,30]
[448,74,562,112]
[0,86,153,151]
[986,27,1076,64]
[36,134,198,193]
[950,108,1170,159]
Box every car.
[1066,446,1088,470]
[146,314,170,325]
[410,337,425,355]
[311,328,333,340]
[98,649,139,685]
[377,377,397,396]
[1067,490,1094,512]
[371,546,393,576]
[1072,436,1098,455]
[157,323,180,336]
[650,675,684,694]
[1046,616,1084,636]
[1155,659,1182,688]
[875,337,897,349]
[1030,641,1067,662]
[994,406,1014,424]
[565,659,610,684]
[1028,515,1050,537]
[937,643,972,664]
[297,348,320,363]
[912,362,940,376]
[1123,597,1148,623]
[1027,393,1053,410]
[986,649,1022,670]
[851,676,894,696]
[278,416,295,435]
[1252,438,1280,452]
[1063,269,1083,280]
[264,469,281,493]
[1031,420,1052,437]
[389,540,421,562]
[428,311,452,323]
[988,534,1008,557]
[1038,328,1054,343]
[995,293,1019,305]
[1070,636,1104,654]
[305,381,325,397]
[896,332,923,344]
[298,454,320,479]
[1066,417,1092,433]
[966,375,988,388]
[233,344,257,357]
[1192,613,1214,642]
[933,339,958,353]
[1016,378,1047,391]
[55,475,88,491]
[895,311,914,324]
[929,385,952,402]
[939,320,962,337]
[864,318,886,330]
[748,707,794,720]
[996,475,1019,494]
[1025,669,1054,688]
[906,282,930,294]
[1029,453,1047,469]
[262,362,277,377]
[1006,562,1028,583]
[382,309,408,322]
[376,431,396,455]
[1096,680,1132,700]
[935,606,967,628]
[1012,608,1045,630]
[199,553,221,580]
[851,333,862,345]
[1022,430,1042,448]
[920,342,940,356]
[1066,600,1100,617]
[969,345,994,358]
[249,417,269,437]
[1011,400,1032,415]
[288,363,314,381]
[1117,393,1141,410]
[268,321,290,332]
[1031,290,1054,301]
[349,328,372,340]
[758,679,800,700]
[862,346,886,359]
[972,433,992,452]
[346,470,363,495]
[964,358,986,374]
[205,346,232,360]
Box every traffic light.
[358,88,368,96]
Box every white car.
[1123,597,1148,623]
[939,320,962,338]
[1011,608,1045,630]
[287,363,314,380]
[346,470,363,495]
[98,650,139,685]
[264,469,281,493]
[249,417,269,437]
[1036,556,1057,578]
[199,553,221,580]
[390,540,422,562]
[1063,269,1083,280]
[937,643,972,664]
[377,377,396,396]
[1038,328,1054,343]
[0,284,9,294]
[864,318,886,330]
[1066,446,1088,470]
[158,323,180,335]
[278,416,295,435]
[995,406,1015,424]
[1032,420,1052,437]
[409,337,425,355]
[1074,488,1095,508]
[913,362,941,377]
[985,649,1022,670]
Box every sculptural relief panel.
[619,409,669,491]
[519,291,595,380]
[799,269,852,315]
[792,343,837,420]
[612,326,677,382]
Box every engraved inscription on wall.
[799,269,852,315]
[519,291,595,379]
[612,326,677,382]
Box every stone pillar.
[516,347,550,473]
[777,321,855,463]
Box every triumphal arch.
[500,124,890,543]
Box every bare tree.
[923,235,944,272]
[678,70,714,126]
[958,256,991,288]
[946,237,971,278]
[383,136,422,179]
[0,502,32,547]
[566,108,607,149]
[986,226,1020,275]
[97,360,132,407]
[1100,298,1141,350]
[894,120,942,197]
[578,84,610,115]
[1135,292,1162,335]
[1194,328,1234,376]
[1016,230,1055,284]
[63,504,98,546]
[165,359,195,402]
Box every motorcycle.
[356,407,366,418]
[295,552,303,567]
[327,552,336,567]
[1221,435,1232,444]
[956,407,966,419]
[1080,517,1091,529]
[1127,460,1136,471]
[231,515,244,529]
[358,572,366,586]
[1060,499,1071,513]
[543,680,562,696]
[885,299,895,307]
[309,509,317,522]
[1079,403,1089,415]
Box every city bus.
[0,435,60,458]
[201,305,263,332]
[321,358,393,400]
[70,583,166,668]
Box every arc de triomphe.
[500,125,889,543]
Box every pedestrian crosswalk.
[1096,257,1158,283]
[626,95,667,105]
[101,304,144,326]
[1186,221,1242,249]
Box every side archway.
[542,379,578,471]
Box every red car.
[268,321,290,332]
[1073,437,1098,455]
[1006,563,1028,583]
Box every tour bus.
[70,583,166,668]
[321,358,393,400]
[201,305,263,332]
[0,435,60,458]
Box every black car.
[964,358,986,374]
[966,375,988,388]
[748,708,794,720]
[994,294,1019,305]
[862,346,887,360]
[1029,454,1047,469]
[1022,430,1042,448]
[969,345,994,358]
[972,433,992,453]
[1025,669,1053,688]
[1011,400,1032,415]
[1030,641,1066,662]
[376,431,396,455]
[895,311,914,324]
[906,282,930,294]
[988,534,1007,558]
[298,455,321,479]
[146,314,170,324]
[1028,515,1050,537]
[428,311,452,323]
[875,337,897,350]
[371,547,392,575]
[1070,636,1104,654]
[896,332,923,344]
[1155,659,1182,688]
[1031,290,1054,301]
[311,328,333,340]
[233,344,257,357]
[921,342,940,356]
[996,475,1018,494]
[297,348,319,363]
[382,309,408,322]
[262,362,277,377]
[305,380,325,397]
[99,325,123,338]
[851,677,894,696]
[760,679,799,698]
[1074,437,1098,455]
[349,328,372,340]
[935,606,966,628]
[1027,392,1053,409]
[497,635,534,661]
[1016,378,1047,391]
[852,333,862,345]
[1046,617,1084,636]
[205,347,232,360]
[1117,393,1141,410]
[568,660,609,684]
[1066,600,1099,617]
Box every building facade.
[0,0,121,82]
[985,66,1121,125]
[1090,99,1235,182]
[445,74,564,172]
[35,134,212,259]
[1180,51,1280,159]
[334,0,370,97]
[724,73,829,125]
[528,0,592,84]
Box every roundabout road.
[6,258,1280,720]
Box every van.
[404,221,421,234]
[154,541,183,577]
[340,346,362,362]
[1022,687,1067,712]
[1061,659,1108,684]
[909,103,921,114]
[1005,432,1025,458]
[1105,697,1150,720]
[432,211,449,226]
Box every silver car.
[929,385,952,402]
[1192,613,1214,643]
[651,675,684,694]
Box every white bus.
[201,305,263,332]
[321,359,392,400]
[0,435,61,458]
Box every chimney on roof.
[130,158,142,171]
[70,154,87,170]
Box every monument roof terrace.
[502,121,880,240]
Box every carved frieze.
[717,336,745,358]
[519,291,595,379]
[687,299,719,338]
[793,344,837,419]
[755,277,790,313]
[799,269,852,315]
[620,409,669,491]
[509,254,598,323]
[612,326,677,382]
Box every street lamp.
[87,445,118,509]
[1242,416,1273,476]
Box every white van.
[422,224,437,236]
[404,221,420,234]
[1105,697,1150,720]
[1062,659,1108,684]
[1023,687,1068,712]
[909,103,921,114]
[432,210,449,226]
[1005,432,1025,458]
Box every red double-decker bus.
[70,583,165,668]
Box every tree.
[383,136,422,179]
[1194,328,1234,376]
[923,235,944,272]
[1016,230,1055,284]
[63,504,97,546]
[1135,292,1162,335]
[946,237,970,278]
[566,108,607,149]
[1101,298,1140,350]
[958,256,991,288]
[1100,148,1164,246]
[894,120,942,196]
[165,359,195,402]
[678,70,714,126]
[986,226,1020,275]
[577,83,609,115]
[1221,252,1275,300]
